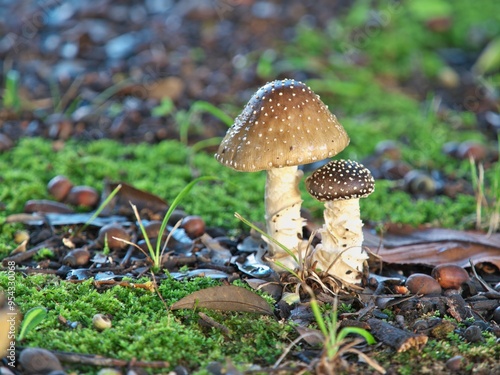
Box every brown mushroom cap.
[306,159,375,201]
[215,79,350,171]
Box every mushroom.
[215,79,349,268]
[305,159,375,285]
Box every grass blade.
[234,212,299,265]
[336,326,376,345]
[154,176,219,265]
[190,100,233,127]
[18,306,47,340]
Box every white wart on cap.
[215,79,350,171]
[306,159,375,201]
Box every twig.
[1,240,56,265]
[367,318,427,352]
[18,348,169,368]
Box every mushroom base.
[313,198,368,285]
[264,166,305,267]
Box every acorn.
[431,264,470,289]
[66,186,99,208]
[97,223,130,250]
[62,248,91,267]
[181,215,206,239]
[405,273,442,296]
[92,313,112,331]
[47,175,73,202]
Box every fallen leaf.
[364,228,500,268]
[99,181,169,217]
[171,285,273,315]
[294,326,324,346]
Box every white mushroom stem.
[264,166,305,266]
[314,198,368,285]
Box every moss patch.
[0,273,294,373]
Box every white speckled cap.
[215,79,350,171]
[306,159,375,201]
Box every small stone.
[492,306,500,324]
[446,355,465,372]
[464,325,484,343]
[19,348,63,374]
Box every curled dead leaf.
[171,285,273,315]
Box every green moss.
[0,137,266,230]
[0,273,295,372]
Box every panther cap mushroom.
[215,79,350,269]
[215,78,349,170]
[306,159,374,286]
[306,159,375,201]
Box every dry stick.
[198,312,231,337]
[1,240,56,265]
[367,318,428,353]
[36,349,170,368]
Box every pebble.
[446,355,465,372]
[464,325,484,343]
[19,348,63,374]
[492,306,500,324]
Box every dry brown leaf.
[99,181,168,217]
[364,228,500,268]
[170,285,273,315]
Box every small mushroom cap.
[306,159,375,201]
[215,79,350,171]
